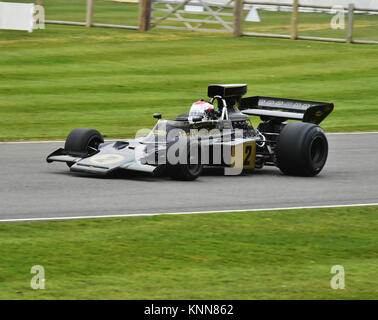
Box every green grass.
[0,206,377,299]
[0,2,377,140]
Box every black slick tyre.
[64,128,104,167]
[276,122,328,176]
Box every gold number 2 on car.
[231,141,256,170]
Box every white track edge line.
[1,202,377,223]
[327,131,378,135]
[1,132,378,144]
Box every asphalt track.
[0,133,377,222]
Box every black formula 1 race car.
[47,84,333,180]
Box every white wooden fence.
[35,0,377,44]
[142,0,378,44]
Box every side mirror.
[153,113,162,119]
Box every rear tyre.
[168,162,203,181]
[167,140,203,181]
[276,122,328,176]
[64,128,104,167]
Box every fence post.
[233,0,243,37]
[291,0,298,40]
[346,3,354,43]
[86,0,94,27]
[139,0,151,31]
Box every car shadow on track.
[48,165,324,182]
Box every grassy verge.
[0,206,377,299]
[0,2,377,140]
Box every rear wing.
[240,96,334,125]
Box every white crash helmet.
[188,100,214,121]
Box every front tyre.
[276,122,328,176]
[64,128,104,167]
